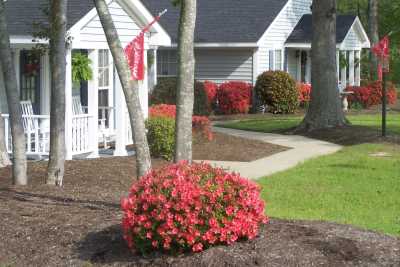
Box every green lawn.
[219,114,400,135]
[259,143,400,236]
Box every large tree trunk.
[368,0,379,80]
[297,0,347,131]
[93,0,151,178]
[0,113,11,168]
[174,0,197,163]
[47,0,68,186]
[0,2,28,185]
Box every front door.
[20,50,41,114]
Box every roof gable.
[5,0,95,36]
[142,0,290,43]
[285,14,358,44]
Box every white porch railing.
[2,114,50,156]
[2,114,93,157]
[72,114,91,155]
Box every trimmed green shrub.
[150,77,177,105]
[146,116,175,160]
[254,71,298,114]
[150,78,210,116]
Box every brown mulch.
[0,159,399,266]
[193,132,288,162]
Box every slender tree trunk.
[93,0,151,178]
[174,0,197,163]
[297,0,347,131]
[0,113,11,168]
[47,0,68,186]
[368,0,379,81]
[0,2,28,185]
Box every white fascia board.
[10,35,48,45]
[285,43,344,49]
[168,43,258,48]
[340,17,370,50]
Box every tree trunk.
[47,0,68,186]
[174,0,197,163]
[368,0,379,81]
[93,0,151,178]
[297,0,347,131]
[0,113,11,168]
[0,1,28,185]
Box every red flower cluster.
[217,81,252,114]
[297,83,311,106]
[121,162,268,253]
[204,81,218,105]
[149,104,213,140]
[346,81,397,108]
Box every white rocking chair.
[19,101,49,155]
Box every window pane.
[275,50,282,70]
[269,50,274,70]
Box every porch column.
[348,51,355,86]
[114,71,128,157]
[296,50,302,82]
[65,48,73,160]
[336,50,340,82]
[87,49,99,158]
[306,50,311,84]
[40,52,51,115]
[13,49,20,93]
[355,50,361,86]
[139,48,149,119]
[340,51,347,90]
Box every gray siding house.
[143,0,370,87]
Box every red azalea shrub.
[217,81,252,114]
[149,104,213,141]
[121,162,268,254]
[204,81,218,103]
[297,83,312,107]
[346,81,397,108]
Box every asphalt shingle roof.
[286,14,357,44]
[5,0,290,43]
[5,0,94,36]
[142,0,289,43]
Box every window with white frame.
[275,49,283,70]
[98,49,110,89]
[268,49,283,71]
[157,50,177,76]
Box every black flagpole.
[382,70,387,137]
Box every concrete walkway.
[203,127,343,180]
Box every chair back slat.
[20,101,37,132]
[72,96,84,115]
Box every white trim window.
[157,50,177,77]
[98,49,110,90]
[269,49,283,71]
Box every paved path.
[203,127,343,180]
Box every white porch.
[286,48,362,89]
[0,0,170,160]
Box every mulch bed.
[193,132,288,162]
[1,158,399,266]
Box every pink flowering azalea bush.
[121,162,269,254]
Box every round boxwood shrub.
[255,71,298,114]
[121,162,268,254]
[150,78,210,116]
[146,116,175,160]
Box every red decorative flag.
[124,33,145,80]
[124,9,167,81]
[372,36,390,80]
